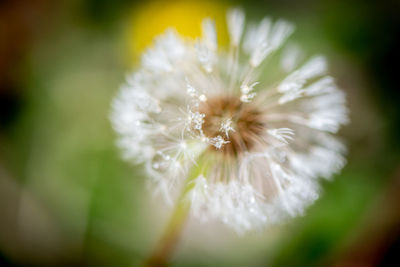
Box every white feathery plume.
[111,8,349,234]
[227,8,245,46]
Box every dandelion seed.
[219,118,235,137]
[111,8,348,234]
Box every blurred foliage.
[0,0,399,266]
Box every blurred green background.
[1,0,399,266]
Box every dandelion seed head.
[111,8,349,233]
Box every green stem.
[144,195,190,267]
[145,153,210,267]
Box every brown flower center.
[199,95,265,156]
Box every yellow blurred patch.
[127,0,228,64]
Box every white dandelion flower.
[111,8,349,234]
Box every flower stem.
[145,154,210,266]
[145,194,190,267]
